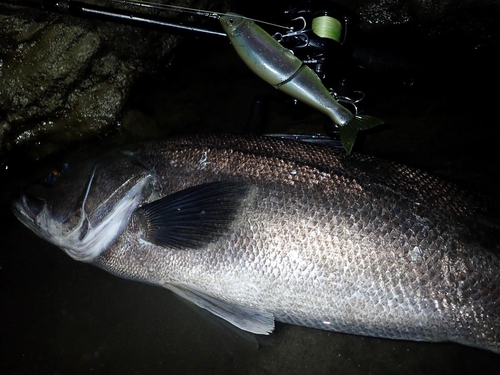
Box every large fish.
[12,134,499,353]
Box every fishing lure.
[111,2,384,153]
[13,0,383,152]
[220,13,384,153]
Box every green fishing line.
[312,15,342,42]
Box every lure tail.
[339,115,384,154]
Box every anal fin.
[166,284,275,335]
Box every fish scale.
[12,134,499,352]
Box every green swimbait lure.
[220,13,384,153]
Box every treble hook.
[330,90,366,115]
[273,16,309,47]
[290,16,307,32]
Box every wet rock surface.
[0,0,498,164]
[0,0,226,160]
[357,0,498,49]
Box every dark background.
[1,0,500,374]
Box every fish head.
[220,13,248,38]
[12,152,159,262]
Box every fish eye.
[43,164,69,186]
[228,18,235,25]
[44,170,59,186]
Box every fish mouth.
[12,194,47,235]
[11,193,64,252]
[12,174,155,263]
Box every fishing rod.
[104,1,353,80]
[2,0,382,152]
[2,1,351,78]
[0,0,227,37]
[110,0,293,30]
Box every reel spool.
[311,12,344,44]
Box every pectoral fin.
[340,115,384,154]
[135,181,254,250]
[167,284,275,335]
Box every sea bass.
[12,134,499,352]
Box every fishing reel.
[275,1,363,115]
[278,3,351,75]
[6,0,372,139]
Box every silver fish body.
[12,134,500,352]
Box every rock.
[0,0,498,162]
[0,0,226,160]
